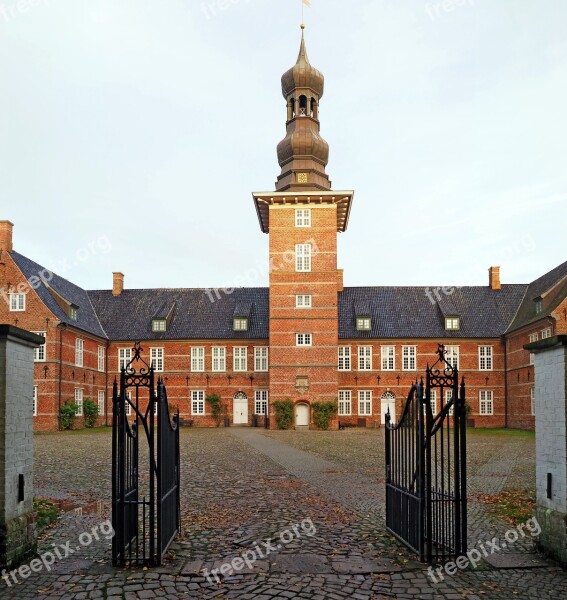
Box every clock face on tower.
[297,172,309,184]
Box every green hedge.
[273,400,294,430]
[312,401,337,430]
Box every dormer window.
[69,305,78,321]
[535,299,543,315]
[233,318,248,332]
[357,317,372,331]
[445,317,460,331]
[152,319,167,332]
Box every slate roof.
[338,286,527,339]
[506,261,567,333]
[87,288,270,341]
[11,252,108,339]
[11,249,565,342]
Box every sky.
[0,0,566,291]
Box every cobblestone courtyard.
[4,427,566,599]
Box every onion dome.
[281,30,324,99]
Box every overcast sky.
[1,0,566,291]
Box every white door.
[295,403,310,427]
[381,399,396,425]
[233,395,248,425]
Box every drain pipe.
[105,339,110,427]
[503,335,508,429]
[58,322,67,431]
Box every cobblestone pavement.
[2,428,565,599]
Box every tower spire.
[275,30,331,191]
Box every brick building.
[0,32,566,431]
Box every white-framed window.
[69,305,78,321]
[356,317,372,331]
[125,391,132,417]
[445,389,454,416]
[338,390,352,416]
[212,347,226,372]
[98,345,105,372]
[32,332,46,362]
[75,338,84,367]
[33,385,38,416]
[295,208,311,227]
[358,346,372,371]
[234,347,248,372]
[296,333,312,346]
[191,347,205,372]
[255,390,269,415]
[9,293,26,312]
[119,347,132,371]
[381,346,395,371]
[254,347,268,372]
[445,317,460,331]
[428,390,437,415]
[445,346,459,371]
[531,387,535,416]
[478,346,493,371]
[152,319,166,332]
[529,333,538,365]
[98,390,105,415]
[75,388,84,416]
[150,347,164,372]
[338,346,351,371]
[295,244,312,272]
[479,390,493,415]
[402,346,416,371]
[296,295,312,308]
[233,318,248,332]
[358,390,372,416]
[191,390,205,416]
[542,328,552,339]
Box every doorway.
[381,392,396,425]
[295,403,310,428]
[233,392,248,425]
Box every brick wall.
[107,340,270,427]
[337,338,507,428]
[268,204,340,428]
[0,252,108,430]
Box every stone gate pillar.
[0,325,44,568]
[525,335,567,564]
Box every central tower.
[253,28,354,428]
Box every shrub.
[273,400,294,430]
[206,394,224,427]
[83,399,99,428]
[312,401,337,430]
[33,498,59,529]
[59,402,78,430]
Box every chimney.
[0,221,14,254]
[489,266,501,291]
[112,272,124,297]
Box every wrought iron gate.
[112,343,180,567]
[385,344,467,563]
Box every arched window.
[299,95,308,116]
[233,391,248,400]
[381,391,396,401]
